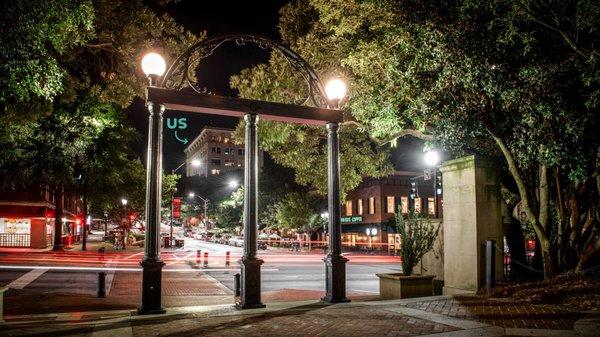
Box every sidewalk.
[2,295,598,336]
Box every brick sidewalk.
[2,296,598,337]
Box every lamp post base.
[322,254,350,303]
[137,259,166,315]
[235,256,265,310]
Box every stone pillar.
[440,155,503,294]
[322,122,349,303]
[138,102,166,315]
[236,113,265,309]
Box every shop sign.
[340,216,362,223]
[0,218,31,234]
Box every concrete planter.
[376,273,435,299]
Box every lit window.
[225,160,234,167]
[401,197,408,214]
[415,198,422,213]
[368,197,375,214]
[345,200,353,216]
[428,198,435,215]
[211,169,220,175]
[386,196,395,214]
[357,199,363,215]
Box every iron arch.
[160,34,328,108]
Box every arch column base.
[322,254,350,303]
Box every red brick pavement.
[401,295,583,330]
[132,304,462,337]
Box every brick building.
[341,171,441,252]
[0,187,82,248]
[184,127,263,177]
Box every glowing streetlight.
[188,192,195,198]
[228,180,239,188]
[424,150,440,167]
[141,52,166,77]
[121,198,128,206]
[325,78,347,107]
[191,159,201,167]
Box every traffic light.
[436,173,442,195]
[410,181,417,199]
[75,218,82,225]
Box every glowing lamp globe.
[188,192,195,198]
[424,150,440,167]
[141,52,166,77]
[191,159,201,167]
[228,180,239,188]
[325,78,347,102]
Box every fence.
[0,233,31,247]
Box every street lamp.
[139,51,167,315]
[141,52,166,86]
[424,150,440,167]
[120,198,128,250]
[188,192,209,240]
[169,158,201,246]
[366,227,378,250]
[228,180,239,188]
[322,77,349,303]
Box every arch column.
[322,122,349,303]
[138,101,166,315]
[236,113,265,309]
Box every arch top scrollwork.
[160,34,328,108]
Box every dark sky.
[130,0,290,172]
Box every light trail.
[0,265,278,272]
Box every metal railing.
[0,233,31,247]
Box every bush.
[396,209,439,276]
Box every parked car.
[228,236,244,247]
[210,234,221,243]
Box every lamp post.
[169,159,201,245]
[120,198,128,250]
[188,192,209,239]
[139,52,167,315]
[424,150,440,218]
[322,78,349,304]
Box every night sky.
[129,0,427,183]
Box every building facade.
[0,187,82,248]
[341,171,442,252]
[184,127,263,177]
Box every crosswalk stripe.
[6,268,48,289]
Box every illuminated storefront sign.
[340,216,362,223]
[0,218,31,234]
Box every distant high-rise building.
[184,127,262,177]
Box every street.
[0,232,401,314]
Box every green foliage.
[274,191,324,232]
[396,210,439,276]
[0,0,94,104]
[214,186,244,231]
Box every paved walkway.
[2,295,598,336]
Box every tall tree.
[232,0,599,278]
[0,0,198,250]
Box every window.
[238,149,244,156]
[224,160,234,167]
[415,198,422,213]
[345,200,353,216]
[224,148,235,155]
[211,169,220,175]
[401,197,408,214]
[386,196,395,214]
[211,158,221,166]
[357,199,363,215]
[428,198,435,215]
[211,146,221,154]
[368,197,375,214]
[224,137,230,143]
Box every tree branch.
[341,120,435,144]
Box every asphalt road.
[0,235,401,298]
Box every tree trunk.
[52,185,64,251]
[503,217,530,281]
[490,132,555,278]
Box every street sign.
[173,197,181,218]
